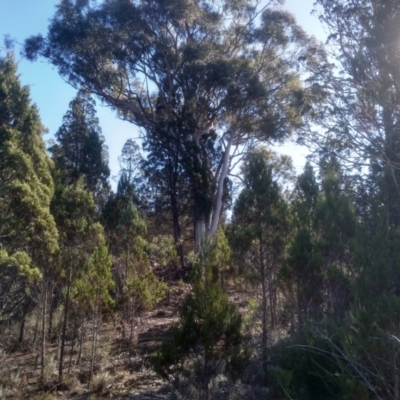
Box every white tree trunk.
[208,136,233,238]
[195,215,207,253]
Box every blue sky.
[0,0,326,184]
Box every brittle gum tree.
[24,0,328,249]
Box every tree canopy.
[49,90,110,207]
[24,0,328,248]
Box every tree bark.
[170,183,184,268]
[18,303,28,343]
[392,340,399,400]
[48,286,55,341]
[32,307,40,351]
[259,235,268,383]
[88,306,99,388]
[209,136,232,238]
[269,269,275,330]
[194,214,207,253]
[40,279,48,385]
[68,322,78,374]
[77,317,84,365]
[59,261,72,384]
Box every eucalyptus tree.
[24,0,327,250]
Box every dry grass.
[90,371,110,395]
[0,279,276,399]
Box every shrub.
[154,238,250,399]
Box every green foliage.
[51,178,97,243]
[314,161,356,255]
[11,1,400,397]
[49,90,110,206]
[0,55,58,255]
[117,200,147,247]
[154,238,249,396]
[212,227,232,286]
[279,161,356,328]
[119,138,142,184]
[0,250,37,281]
[275,181,400,398]
[103,172,167,314]
[230,150,290,274]
[125,271,167,312]
[48,117,114,382]
[0,249,39,324]
[102,171,137,250]
[278,163,323,326]
[71,224,114,310]
[212,228,231,268]
[116,200,167,311]
[24,0,328,247]
[50,180,114,312]
[272,328,345,400]
[190,228,232,284]
[0,54,58,324]
[242,296,259,334]
[313,162,355,319]
[268,366,294,399]
[149,235,179,268]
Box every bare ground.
[0,272,266,400]
[0,279,194,399]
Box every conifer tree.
[50,90,110,207]
[279,163,322,328]
[116,199,166,337]
[313,160,356,319]
[230,149,290,383]
[50,178,114,383]
[0,53,58,330]
[102,171,137,250]
[103,170,166,341]
[119,138,142,187]
[70,222,114,387]
[142,125,193,265]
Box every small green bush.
[153,238,250,399]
